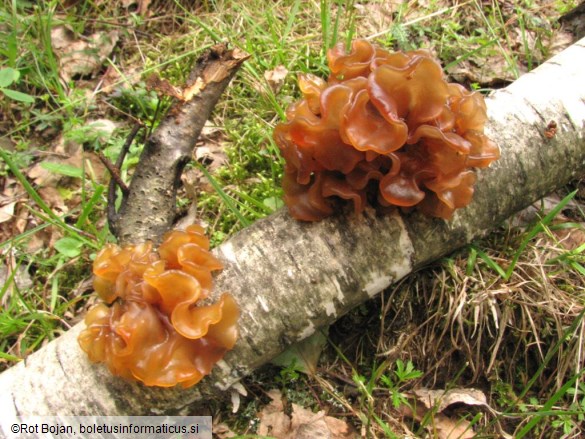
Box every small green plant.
[552,382,585,434]
[380,359,424,408]
[0,67,35,103]
[109,83,163,126]
[276,359,301,387]
[351,360,422,436]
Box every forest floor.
[1,0,585,437]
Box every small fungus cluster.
[274,39,500,221]
[78,225,239,388]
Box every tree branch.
[113,44,249,245]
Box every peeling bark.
[113,44,249,245]
[0,38,584,418]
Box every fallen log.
[0,37,584,418]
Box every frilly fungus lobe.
[274,40,499,221]
[78,225,239,388]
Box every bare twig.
[97,124,142,235]
[113,44,250,245]
[97,153,129,196]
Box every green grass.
[0,0,583,436]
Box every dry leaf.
[429,413,475,439]
[257,389,291,438]
[27,129,107,189]
[0,265,33,293]
[200,121,223,138]
[51,26,119,82]
[136,0,151,15]
[354,2,393,33]
[0,201,16,224]
[257,389,356,439]
[553,225,585,251]
[213,422,236,438]
[146,75,184,99]
[27,137,83,187]
[290,404,355,439]
[412,387,490,413]
[13,202,29,235]
[448,55,521,86]
[37,187,67,215]
[86,119,119,143]
[194,144,229,172]
[101,65,141,94]
[399,388,497,439]
[194,122,229,173]
[27,162,59,187]
[264,65,288,93]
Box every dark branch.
[101,124,142,236]
[113,44,249,245]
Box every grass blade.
[470,244,507,278]
[505,190,578,279]
[0,148,97,246]
[75,184,105,229]
[516,368,585,438]
[197,164,250,227]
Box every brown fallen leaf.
[552,225,585,251]
[12,201,29,235]
[290,404,355,439]
[353,2,394,37]
[180,123,229,199]
[146,75,184,100]
[411,387,491,413]
[0,201,16,224]
[213,422,237,438]
[195,140,229,167]
[448,55,521,86]
[136,0,151,15]
[27,126,108,188]
[427,413,475,439]
[100,65,142,95]
[27,134,81,186]
[264,65,288,93]
[257,389,356,439]
[257,389,291,438]
[120,0,152,15]
[51,26,119,82]
[399,387,504,439]
[399,403,474,439]
[0,264,33,295]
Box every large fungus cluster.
[78,225,239,388]
[274,39,499,221]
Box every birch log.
[1,38,584,418]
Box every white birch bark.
[1,37,584,418]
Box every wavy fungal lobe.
[274,40,499,221]
[78,225,239,388]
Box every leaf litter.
[257,389,356,439]
[50,25,119,83]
